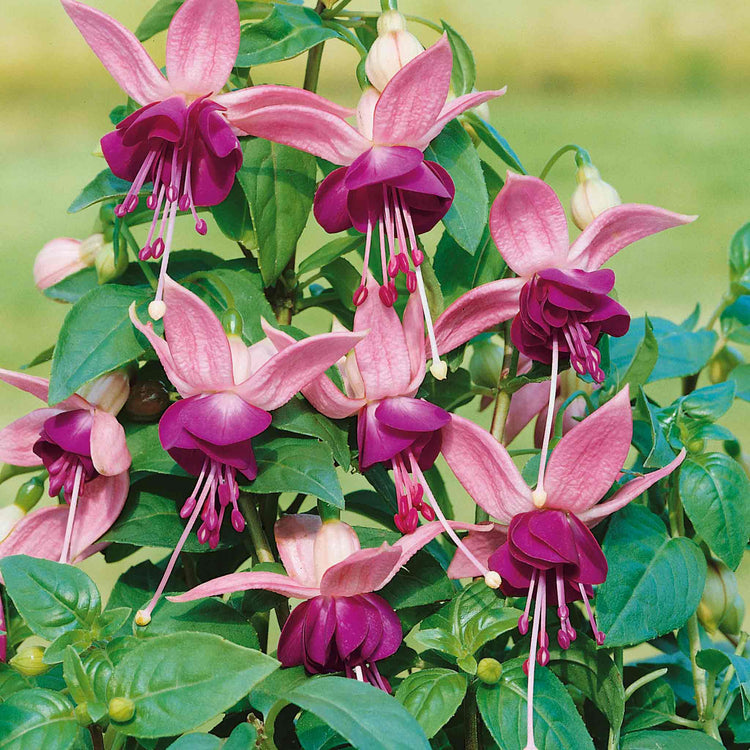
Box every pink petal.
[90,410,131,476]
[441,414,532,524]
[168,571,320,602]
[578,449,686,526]
[275,514,321,588]
[417,88,507,148]
[0,409,59,466]
[61,0,172,105]
[402,292,426,393]
[166,0,238,96]
[489,173,570,276]
[0,369,50,403]
[566,204,698,272]
[353,274,412,401]
[227,104,369,165]
[372,35,452,147]
[543,387,632,513]
[432,278,525,355]
[392,519,489,571]
[447,524,508,579]
[504,381,549,444]
[234,327,366,412]
[162,276,235,393]
[33,238,87,290]
[319,545,402,597]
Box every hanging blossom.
[265,273,501,587]
[433,173,696,383]
[0,370,131,565]
[441,386,685,750]
[169,514,485,690]
[129,276,365,624]
[61,0,343,318]
[227,34,506,378]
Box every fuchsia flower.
[441,387,685,750]
[169,514,484,690]
[0,370,130,565]
[434,174,696,382]
[129,276,365,623]
[230,34,506,375]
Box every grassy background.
[0,1,747,619]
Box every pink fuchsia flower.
[228,34,506,374]
[129,276,365,623]
[169,514,485,690]
[0,370,131,566]
[433,173,696,383]
[440,386,685,750]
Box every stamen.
[353,665,365,682]
[518,569,539,635]
[537,575,550,666]
[354,218,374,306]
[523,575,544,750]
[535,336,559,498]
[555,567,572,649]
[58,464,83,565]
[150,200,178,320]
[578,583,606,645]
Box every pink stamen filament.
[524,574,545,750]
[518,569,538,634]
[578,583,606,645]
[535,336,559,498]
[58,464,83,565]
[354,218,374,305]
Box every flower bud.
[313,520,360,583]
[15,476,44,512]
[10,646,50,676]
[477,657,503,684]
[94,241,128,284]
[469,341,504,390]
[709,346,743,384]
[365,11,423,92]
[108,696,136,723]
[570,166,621,230]
[697,559,738,634]
[33,235,100,291]
[719,592,745,636]
[78,369,131,415]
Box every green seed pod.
[109,696,136,723]
[469,342,504,390]
[14,476,44,511]
[10,646,50,677]
[477,657,503,685]
[221,307,243,337]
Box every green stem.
[715,631,748,723]
[686,613,709,717]
[667,472,685,538]
[705,292,733,331]
[109,733,127,750]
[303,3,327,93]
[239,493,275,564]
[0,464,37,486]
[464,688,479,750]
[623,667,669,701]
[668,715,704,729]
[322,0,354,19]
[539,144,591,181]
[607,648,625,750]
[119,222,158,289]
[380,0,397,10]
[180,271,236,309]
[88,726,104,750]
[317,499,340,522]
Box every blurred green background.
[0,1,747,615]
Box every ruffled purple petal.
[374,397,450,433]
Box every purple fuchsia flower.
[0,370,131,565]
[440,386,685,750]
[129,276,365,624]
[264,273,500,586]
[169,514,485,690]
[228,35,506,377]
[433,173,696,383]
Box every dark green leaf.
[296,710,346,750]
[621,730,724,749]
[729,221,750,293]
[237,6,338,67]
[0,664,31,703]
[619,314,659,389]
[720,295,750,344]
[395,669,467,739]
[441,22,475,96]
[0,689,81,749]
[477,658,595,750]
[20,345,55,370]
[463,113,526,174]
[209,180,254,243]
[68,168,132,213]
[632,387,675,469]
[109,633,278,737]
[696,648,750,717]
[299,235,364,276]
[730,363,750,402]
[596,505,707,646]
[0,556,101,641]
[623,680,675,732]
[126,423,186,478]
[678,381,736,422]
[167,734,222,750]
[416,367,474,412]
[249,664,309,717]
[319,257,360,311]
[680,453,750,570]
[49,284,152,404]
[425,121,487,255]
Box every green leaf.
[249,664,309,717]
[596,505,707,647]
[462,113,526,174]
[283,675,430,750]
[68,168,132,212]
[238,139,317,286]
[378,544,454,610]
[237,6,338,67]
[395,669,467,739]
[43,630,93,666]
[632,387,675,469]
[680,453,750,570]
[410,628,464,659]
[20,345,55,370]
[49,284,152,404]
[729,220,750,293]
[109,633,278,737]
[729,362,750,402]
[319,257,360,311]
[126,423,186,478]
[209,181,254,243]
[696,648,750,718]
[0,689,82,749]
[621,730,724,749]
[425,121,487,255]
[441,22,476,96]
[619,314,659,389]
[167,723,258,749]
[678,381,736,422]
[298,235,364,276]
[296,710,345,750]
[476,658,595,750]
[720,296,750,344]
[0,664,31,703]
[0,556,101,641]
[622,679,675,732]
[250,436,344,508]
[62,646,96,708]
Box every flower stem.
[88,726,104,750]
[322,0,354,19]
[714,631,748,723]
[538,144,591,181]
[380,0,398,11]
[464,688,480,750]
[303,3,327,93]
[623,667,669,701]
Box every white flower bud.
[313,520,360,583]
[365,12,423,92]
[570,166,621,230]
[78,369,131,415]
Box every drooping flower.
[0,370,131,565]
[169,514,485,690]
[433,173,696,383]
[62,0,329,317]
[227,34,506,375]
[440,386,685,750]
[264,274,500,586]
[129,276,365,623]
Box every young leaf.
[0,689,82,749]
[298,235,364,276]
[622,679,676,732]
[68,168,132,213]
[462,113,526,174]
[596,505,707,647]
[0,556,101,641]
[440,22,476,96]
[729,221,750,293]
[618,314,659,389]
[395,669,467,739]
